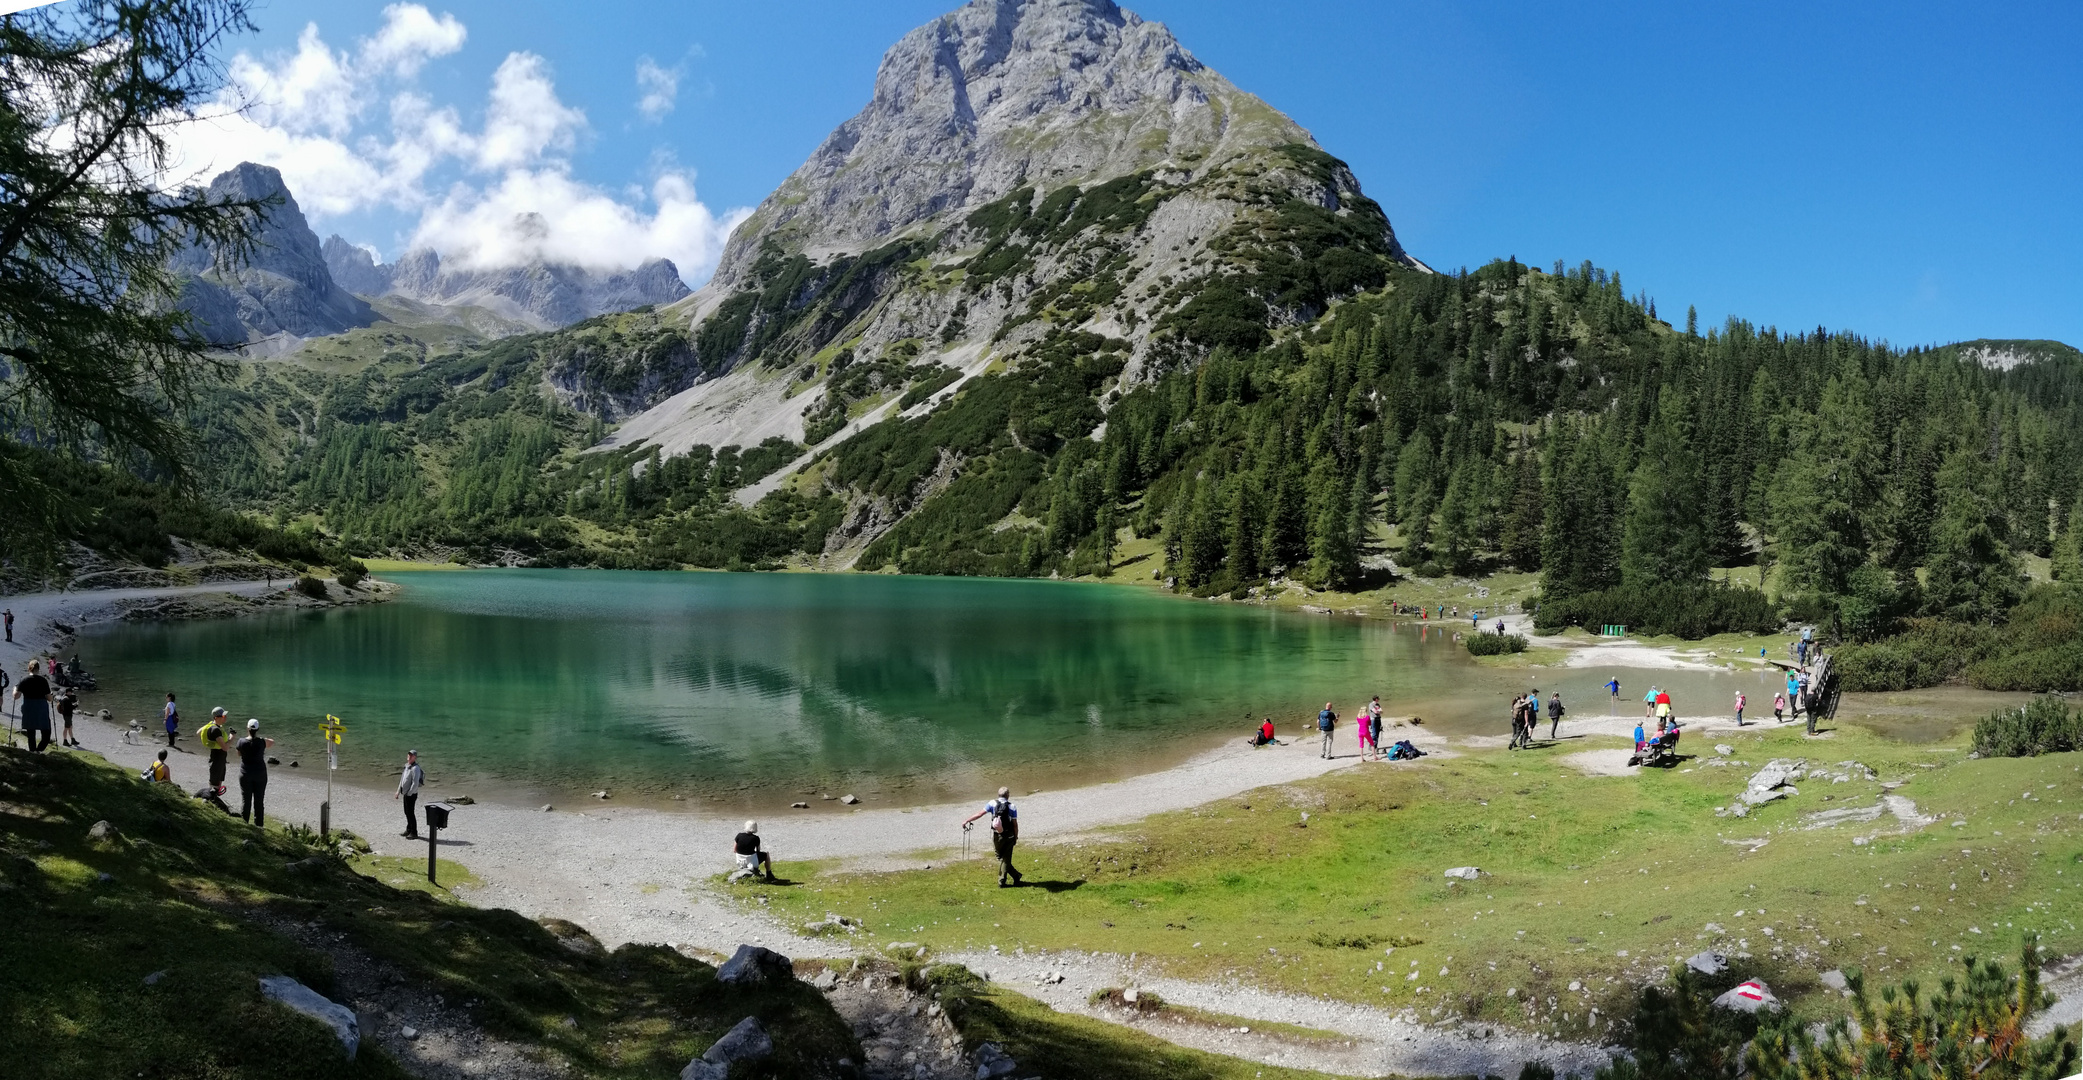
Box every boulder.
[87,820,117,841]
[974,1041,1018,1079]
[1443,866,1484,880]
[258,975,359,1058]
[841,794,860,805]
[1715,744,1734,757]
[1711,979,1781,1013]
[1685,951,1727,975]
[715,944,794,986]
[1744,759,1806,803]
[680,1016,773,1080]
[1819,969,1850,993]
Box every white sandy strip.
[1561,642,1725,671]
[73,717,1473,952]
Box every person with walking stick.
[961,787,1023,888]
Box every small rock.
[266,757,280,765]
[1443,866,1484,880]
[973,1041,1018,1080]
[681,1016,773,1080]
[400,1026,418,1039]
[1568,980,1582,992]
[87,820,117,840]
[1122,988,1139,1003]
[792,802,809,809]
[1715,744,1734,757]
[96,872,114,884]
[259,975,359,1058]
[715,944,794,986]
[841,794,859,805]
[143,970,167,986]
[1712,979,1781,1013]
[592,790,609,800]
[288,760,299,768]
[810,969,837,990]
[450,796,474,805]
[1685,951,1728,975]
[1819,969,1850,993]
[560,1015,579,1030]
[539,804,553,812]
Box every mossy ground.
[0,750,859,1080]
[748,723,2083,1043]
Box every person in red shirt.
[1253,718,1277,747]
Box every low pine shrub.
[1967,643,2083,692]
[1971,696,2083,758]
[293,575,328,600]
[1834,620,1984,691]
[1466,632,1527,656]
[1535,582,1778,639]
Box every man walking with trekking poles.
[962,787,1023,888]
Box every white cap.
[247,718,260,730]
[744,820,757,832]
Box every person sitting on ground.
[141,749,171,784]
[1252,717,1278,746]
[1660,714,1683,754]
[732,820,775,883]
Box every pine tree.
[1620,392,1707,586]
[1306,461,1357,588]
[1499,446,1545,570]
[2051,488,2083,582]
[1924,449,2025,623]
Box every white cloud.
[413,166,751,275]
[635,56,680,123]
[162,7,744,285]
[362,3,466,76]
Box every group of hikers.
[1385,600,1475,621]
[1508,689,1565,749]
[1245,698,1421,762]
[7,657,83,753]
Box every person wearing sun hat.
[235,718,273,827]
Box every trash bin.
[424,802,452,831]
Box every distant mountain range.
[170,163,690,348]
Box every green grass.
[347,853,484,896]
[746,724,2083,1042]
[0,750,859,1079]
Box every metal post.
[426,824,438,885]
[320,801,330,838]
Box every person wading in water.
[962,787,1023,888]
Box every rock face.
[612,0,1425,481]
[680,1016,773,1080]
[709,0,1382,289]
[170,163,375,343]
[323,237,690,330]
[714,944,794,986]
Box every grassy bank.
[0,749,858,1079]
[745,723,2083,1041]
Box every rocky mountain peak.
[170,162,374,345]
[322,237,690,330]
[709,0,1313,290]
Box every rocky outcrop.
[324,236,690,329]
[170,163,375,343]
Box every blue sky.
[202,0,2083,348]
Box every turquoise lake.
[77,570,1792,805]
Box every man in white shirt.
[395,750,424,839]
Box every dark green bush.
[1967,643,2083,692]
[294,575,328,600]
[334,568,364,589]
[1535,582,1779,639]
[1466,632,1528,656]
[1834,619,1985,691]
[1971,696,2083,758]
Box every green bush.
[1833,620,1985,691]
[1967,643,2083,692]
[1466,632,1528,656]
[1535,582,1779,639]
[1971,696,2083,758]
[294,575,329,600]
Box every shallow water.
[75,571,1999,805]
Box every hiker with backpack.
[1316,702,1336,759]
[961,787,1023,887]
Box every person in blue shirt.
[962,787,1023,887]
[1633,721,1647,755]
[1605,677,1622,713]
[1317,702,1337,758]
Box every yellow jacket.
[197,721,233,752]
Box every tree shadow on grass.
[1017,878,1084,893]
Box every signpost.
[318,715,345,838]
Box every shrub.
[1466,632,1527,656]
[1971,696,2083,758]
[1967,643,2083,692]
[1535,582,1779,639]
[334,567,364,589]
[293,575,328,600]
[1834,619,1984,691]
